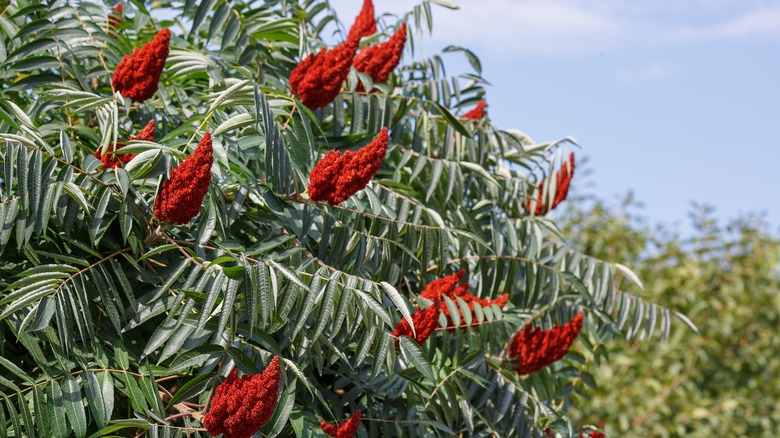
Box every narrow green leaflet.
[62,377,87,438]
[380,281,414,333]
[400,336,436,381]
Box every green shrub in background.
[0,1,688,436]
[564,196,780,437]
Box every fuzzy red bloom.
[319,410,361,438]
[419,270,466,301]
[289,36,359,110]
[203,357,281,438]
[153,131,213,224]
[392,297,441,347]
[461,99,486,120]
[93,119,155,169]
[420,270,508,329]
[308,127,388,205]
[348,0,376,40]
[108,3,123,28]
[353,23,407,88]
[112,28,170,102]
[320,422,338,437]
[508,313,583,375]
[528,153,575,215]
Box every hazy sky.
[329,0,780,231]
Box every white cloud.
[426,0,625,56]
[330,0,780,57]
[664,6,780,43]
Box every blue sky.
[330,0,780,232]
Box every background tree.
[0,1,684,436]
[562,193,780,437]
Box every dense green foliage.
[0,1,683,436]
[564,196,780,437]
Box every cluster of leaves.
[0,1,685,436]
[563,196,780,437]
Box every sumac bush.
[0,1,688,436]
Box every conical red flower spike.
[203,357,282,438]
[112,28,171,102]
[319,409,361,438]
[461,99,486,120]
[507,313,583,375]
[308,127,388,205]
[131,119,156,142]
[289,36,359,110]
[528,153,575,215]
[320,422,339,437]
[353,23,407,88]
[153,131,213,224]
[348,0,376,40]
[392,297,442,348]
[93,119,155,169]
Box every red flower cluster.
[112,28,170,102]
[418,270,465,302]
[290,1,382,109]
[347,0,376,40]
[507,313,583,375]
[308,127,388,205]
[153,131,213,224]
[419,270,509,329]
[289,36,359,110]
[461,99,486,120]
[392,297,441,347]
[93,119,155,169]
[108,3,123,28]
[319,410,361,438]
[528,153,575,216]
[203,357,282,438]
[353,23,407,88]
